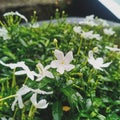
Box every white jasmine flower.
[88,50,112,71]
[79,15,98,27]
[73,26,82,34]
[81,31,102,40]
[0,27,10,40]
[30,93,48,109]
[103,28,115,36]
[97,18,109,27]
[0,61,37,80]
[36,63,54,81]
[3,11,28,22]
[106,45,120,52]
[11,84,52,111]
[11,85,31,111]
[50,50,75,74]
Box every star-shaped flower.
[88,50,112,71]
[36,63,54,81]
[50,50,75,74]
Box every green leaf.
[52,101,63,120]
[19,39,28,47]
[107,113,120,120]
[3,46,16,60]
[61,87,81,105]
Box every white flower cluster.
[73,26,102,40]
[73,15,115,40]
[0,49,75,111]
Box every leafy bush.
[0,11,120,120]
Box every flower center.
[61,61,65,64]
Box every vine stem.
[0,94,16,102]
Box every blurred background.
[0,0,120,23]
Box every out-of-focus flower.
[81,31,102,40]
[3,11,28,22]
[106,45,120,52]
[88,50,112,71]
[79,15,98,27]
[50,49,75,74]
[30,93,48,109]
[0,27,10,40]
[0,61,37,80]
[73,26,102,40]
[36,63,54,81]
[103,28,115,36]
[73,26,82,34]
[97,18,109,27]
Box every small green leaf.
[52,101,63,120]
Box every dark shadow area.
[65,0,120,23]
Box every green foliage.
[0,11,120,120]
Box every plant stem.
[12,69,16,88]
[28,105,36,120]
[77,38,83,55]
[0,94,16,102]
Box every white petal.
[57,66,64,74]
[15,11,28,22]
[37,99,48,109]
[11,97,18,111]
[101,62,112,68]
[96,58,104,65]
[31,89,53,95]
[27,71,35,80]
[4,11,28,22]
[54,49,64,60]
[64,64,75,71]
[36,63,44,73]
[17,85,30,95]
[50,60,60,68]
[45,65,51,70]
[45,71,54,78]
[15,70,26,75]
[18,96,24,109]
[36,75,44,81]
[30,93,37,106]
[64,51,74,63]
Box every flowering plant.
[0,11,120,120]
